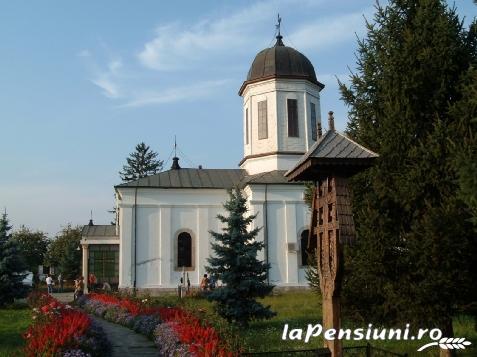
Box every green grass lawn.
[0,305,30,357]
[171,290,476,356]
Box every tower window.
[300,229,317,266]
[258,100,268,140]
[177,232,192,268]
[287,99,299,137]
[245,108,249,144]
[310,102,317,141]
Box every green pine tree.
[119,142,163,182]
[0,212,29,306]
[206,188,275,327]
[339,0,477,341]
[304,250,320,295]
[449,66,477,229]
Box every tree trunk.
[439,317,455,357]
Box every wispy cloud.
[80,1,370,107]
[288,9,373,51]
[86,59,123,99]
[77,49,91,58]
[137,1,277,71]
[136,1,368,72]
[122,79,230,108]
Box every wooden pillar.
[82,244,89,293]
[310,175,352,357]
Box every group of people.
[45,273,64,294]
[44,272,111,299]
[199,274,217,291]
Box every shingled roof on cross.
[285,112,379,182]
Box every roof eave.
[238,76,325,96]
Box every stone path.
[90,316,158,357]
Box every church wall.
[247,183,311,287]
[117,187,229,289]
[117,185,311,290]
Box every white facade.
[116,184,312,289]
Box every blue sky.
[0,0,475,236]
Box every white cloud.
[137,1,368,71]
[137,1,293,70]
[288,8,373,51]
[88,59,123,99]
[77,49,91,57]
[122,79,230,108]
[91,77,120,98]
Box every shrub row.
[24,291,111,357]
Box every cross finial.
[275,14,284,46]
[174,135,177,157]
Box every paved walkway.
[51,292,74,303]
[90,316,158,357]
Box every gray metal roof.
[285,129,379,180]
[115,169,304,189]
[240,170,303,185]
[81,225,117,237]
[116,169,247,189]
[239,38,324,95]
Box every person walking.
[200,274,209,291]
[46,274,53,294]
[74,276,84,300]
[88,273,97,292]
[57,273,63,293]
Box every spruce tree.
[119,142,163,182]
[206,188,275,327]
[339,0,477,343]
[0,212,28,306]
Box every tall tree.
[339,0,477,350]
[206,188,275,327]
[44,225,82,280]
[12,226,49,279]
[449,66,477,229]
[119,142,163,182]
[0,213,28,306]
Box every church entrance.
[88,244,119,289]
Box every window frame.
[287,98,299,137]
[174,230,195,271]
[257,100,268,140]
[245,107,249,144]
[299,229,317,267]
[310,102,317,141]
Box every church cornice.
[239,150,306,166]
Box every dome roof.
[239,36,324,95]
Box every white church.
[80,30,327,292]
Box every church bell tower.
[238,18,325,175]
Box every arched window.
[177,232,192,268]
[300,229,317,266]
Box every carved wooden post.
[286,112,378,357]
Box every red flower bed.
[89,292,161,316]
[159,307,232,356]
[87,293,233,356]
[24,292,92,357]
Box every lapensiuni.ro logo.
[281,324,472,352]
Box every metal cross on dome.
[276,14,282,36]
